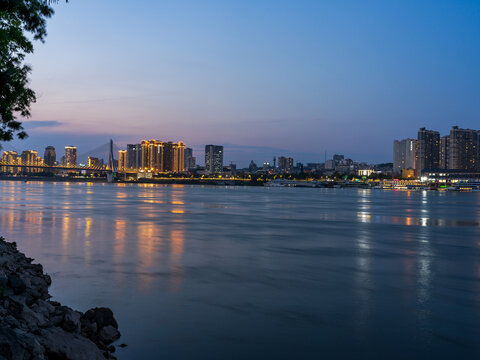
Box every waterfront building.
[164,141,185,172]
[184,148,196,170]
[43,146,56,166]
[440,135,449,169]
[205,145,223,174]
[88,157,102,168]
[1,151,20,173]
[448,126,479,170]
[416,128,440,174]
[333,154,344,166]
[139,140,149,170]
[126,144,140,170]
[138,139,164,172]
[21,151,44,173]
[278,156,294,172]
[357,168,374,177]
[64,146,77,167]
[118,150,127,171]
[422,169,480,184]
[393,139,417,176]
[324,159,334,170]
[402,169,415,179]
[148,140,164,172]
[126,141,184,172]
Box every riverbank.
[0,237,121,359]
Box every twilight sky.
[6,0,480,166]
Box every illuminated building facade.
[205,145,223,174]
[43,146,56,166]
[357,169,374,177]
[416,128,440,173]
[1,151,20,173]
[147,140,164,172]
[123,140,184,172]
[88,157,102,167]
[164,142,185,172]
[393,139,417,176]
[21,151,44,173]
[118,150,127,171]
[64,146,77,167]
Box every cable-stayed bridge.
[0,140,124,175]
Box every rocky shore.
[0,237,121,360]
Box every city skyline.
[5,123,480,169]
[5,0,478,165]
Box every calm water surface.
[1,181,480,359]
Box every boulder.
[21,306,49,329]
[40,327,105,360]
[0,327,29,360]
[7,275,26,295]
[0,237,120,359]
[99,326,121,345]
[62,309,82,333]
[82,308,118,329]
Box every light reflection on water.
[1,181,480,359]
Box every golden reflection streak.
[136,222,161,291]
[171,210,185,214]
[84,217,92,265]
[169,227,185,292]
[61,215,71,254]
[114,219,126,259]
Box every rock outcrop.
[0,237,121,359]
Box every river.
[0,181,479,359]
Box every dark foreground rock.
[0,237,120,359]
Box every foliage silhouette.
[0,0,66,142]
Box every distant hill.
[78,142,121,164]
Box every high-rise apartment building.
[393,139,417,176]
[1,151,20,173]
[148,140,164,172]
[163,141,185,172]
[448,126,479,170]
[43,146,56,166]
[125,141,184,172]
[118,150,127,171]
[416,128,440,174]
[138,140,165,172]
[21,151,44,173]
[88,157,102,167]
[184,148,196,170]
[333,154,344,166]
[64,146,77,167]
[126,144,140,170]
[278,156,294,172]
[439,136,449,169]
[205,145,223,174]
[139,140,149,170]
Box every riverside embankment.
[0,237,121,360]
